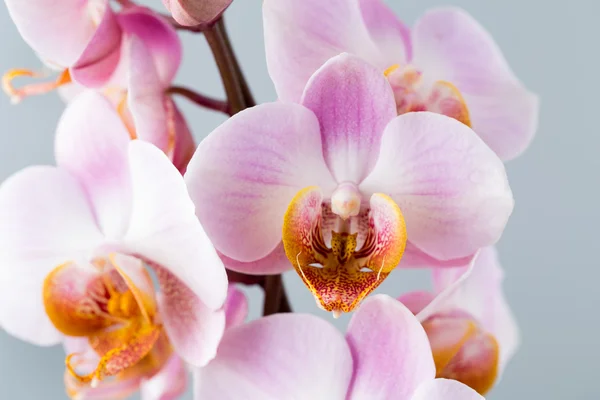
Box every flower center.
[43,253,171,396]
[422,312,500,395]
[282,185,407,317]
[385,64,471,127]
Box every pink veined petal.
[55,91,132,240]
[118,6,182,86]
[346,295,435,400]
[140,355,188,400]
[123,140,228,310]
[194,314,353,400]
[358,0,411,63]
[224,286,248,329]
[154,265,225,367]
[126,35,171,152]
[401,242,476,269]
[184,103,336,267]
[412,7,539,161]
[162,0,232,26]
[220,242,291,275]
[4,0,103,66]
[263,0,379,102]
[411,378,484,400]
[301,53,396,184]
[432,246,519,373]
[0,166,104,345]
[360,112,514,262]
[70,5,123,88]
[170,103,196,174]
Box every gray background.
[1,0,598,398]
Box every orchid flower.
[3,1,180,103]
[163,0,232,27]
[263,0,539,161]
[194,295,484,399]
[0,91,228,399]
[399,247,519,395]
[185,53,513,316]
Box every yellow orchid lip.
[43,254,171,397]
[282,186,407,317]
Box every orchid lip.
[43,253,172,397]
[282,186,407,315]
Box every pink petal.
[397,291,436,315]
[55,91,132,239]
[0,167,103,345]
[224,286,248,329]
[360,112,514,262]
[411,379,484,400]
[5,0,102,66]
[412,7,539,161]
[154,266,225,367]
[163,0,232,26]
[263,0,380,102]
[220,242,291,275]
[301,53,396,184]
[432,247,519,373]
[194,314,353,399]
[70,5,123,88]
[184,103,335,266]
[358,0,411,63]
[401,242,476,269]
[126,36,171,152]
[118,7,182,86]
[346,295,434,400]
[123,140,228,310]
[141,355,188,400]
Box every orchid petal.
[411,378,484,400]
[301,53,396,183]
[224,286,248,329]
[402,242,476,269]
[5,0,104,66]
[154,265,225,367]
[55,91,132,239]
[412,7,539,160]
[358,0,411,63]
[347,295,434,400]
[360,112,513,262]
[124,140,228,310]
[0,167,104,345]
[118,7,182,86]
[263,0,379,102]
[194,314,353,400]
[185,103,335,267]
[70,6,122,88]
[432,247,519,373]
[220,243,291,275]
[140,355,187,400]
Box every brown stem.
[168,86,229,114]
[262,274,292,316]
[204,18,253,114]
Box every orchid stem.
[168,86,229,115]
[204,18,253,115]
[262,274,292,316]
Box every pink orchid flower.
[185,53,513,316]
[194,294,484,400]
[399,247,519,395]
[3,1,180,103]
[0,91,228,399]
[263,0,539,161]
[163,0,232,27]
